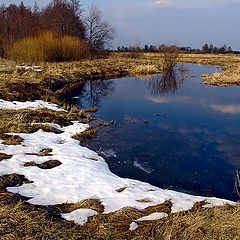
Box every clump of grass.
[0,133,23,145]
[24,160,62,170]
[7,31,90,63]
[38,148,53,157]
[0,153,12,162]
[72,126,97,143]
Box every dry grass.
[1,53,239,103]
[24,160,62,170]
[0,108,94,134]
[73,126,97,143]
[0,184,239,240]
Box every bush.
[7,31,90,63]
[159,45,179,73]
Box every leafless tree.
[42,0,85,38]
[84,5,114,52]
[0,3,39,56]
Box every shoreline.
[0,99,236,223]
[0,53,240,102]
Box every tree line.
[117,44,236,54]
[0,0,114,59]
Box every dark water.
[66,64,240,201]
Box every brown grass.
[24,160,62,170]
[0,108,93,134]
[73,126,97,143]
[0,186,239,240]
[1,53,239,104]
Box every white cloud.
[150,0,226,9]
[147,96,190,104]
[209,103,240,115]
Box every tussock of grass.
[73,126,97,143]
[24,160,62,170]
[0,133,23,145]
[0,153,12,161]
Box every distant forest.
[117,43,237,54]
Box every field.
[0,53,240,240]
[1,53,240,101]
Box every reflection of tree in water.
[146,65,188,95]
[80,80,115,108]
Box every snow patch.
[129,222,139,231]
[0,99,66,112]
[61,209,97,225]
[0,99,236,224]
[135,212,168,222]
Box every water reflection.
[82,80,115,108]
[146,66,188,95]
[65,80,115,108]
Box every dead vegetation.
[73,126,97,143]
[24,160,62,170]
[0,108,93,135]
[1,53,239,104]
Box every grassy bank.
[1,53,240,101]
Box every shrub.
[159,45,179,73]
[7,31,90,63]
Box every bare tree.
[42,0,85,39]
[84,5,114,52]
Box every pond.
[64,64,240,201]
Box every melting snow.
[135,212,168,222]
[0,99,66,111]
[61,209,97,225]
[129,222,139,231]
[0,99,236,224]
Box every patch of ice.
[99,149,117,158]
[61,209,97,225]
[0,99,66,112]
[135,212,168,222]
[129,222,139,231]
[133,159,154,174]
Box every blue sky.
[1,0,239,50]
